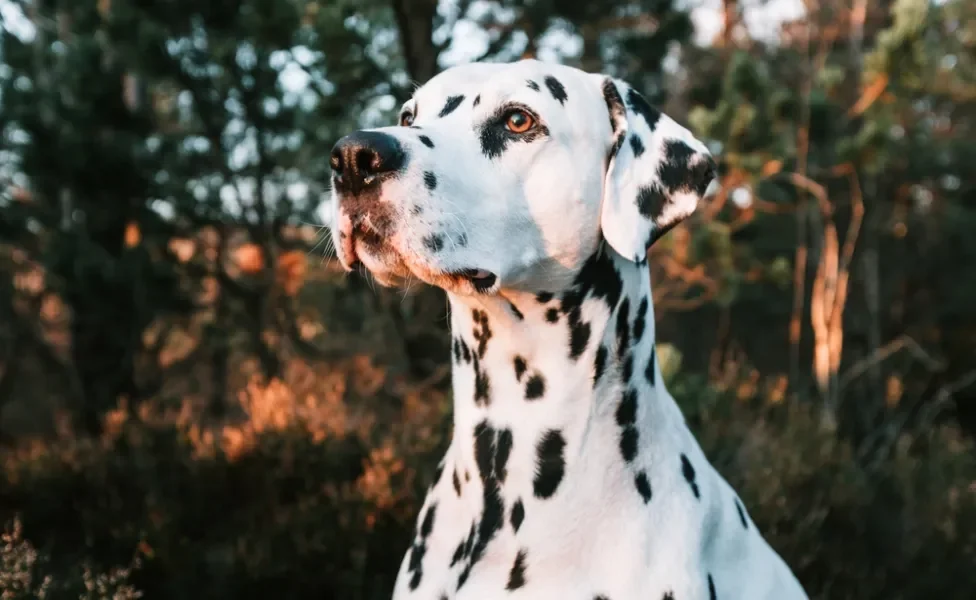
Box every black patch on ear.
[525,373,545,400]
[634,470,652,503]
[708,574,717,600]
[423,234,444,252]
[681,453,701,499]
[510,498,525,532]
[439,94,465,117]
[629,134,645,157]
[593,345,608,387]
[545,308,560,323]
[514,356,527,381]
[544,75,568,105]
[473,94,480,107]
[616,389,639,463]
[636,184,666,220]
[601,78,626,137]
[536,291,553,303]
[625,87,661,132]
[633,297,648,342]
[645,347,656,385]
[506,549,528,590]
[419,134,435,148]
[735,497,749,529]
[423,171,437,191]
[527,79,541,91]
[533,429,566,499]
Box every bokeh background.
[0,0,974,598]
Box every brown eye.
[505,110,534,134]
[400,112,415,127]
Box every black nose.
[330,131,406,194]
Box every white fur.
[329,59,808,600]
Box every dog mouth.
[339,224,499,294]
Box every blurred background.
[0,0,974,598]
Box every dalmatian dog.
[328,59,808,600]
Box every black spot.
[457,232,468,247]
[471,309,492,358]
[506,549,528,590]
[420,503,437,537]
[509,301,524,320]
[569,320,591,361]
[663,593,675,600]
[595,596,611,600]
[450,540,465,567]
[473,94,480,107]
[619,426,638,462]
[616,389,638,426]
[708,574,717,600]
[637,184,667,221]
[645,348,656,386]
[681,453,700,499]
[616,298,631,358]
[525,373,545,400]
[514,356,527,381]
[533,430,566,499]
[459,339,472,364]
[453,469,462,496]
[572,250,625,312]
[424,171,437,190]
[423,234,444,252]
[452,338,461,363]
[633,297,648,342]
[735,497,749,530]
[625,86,661,132]
[460,423,511,589]
[536,291,553,303]
[419,135,434,148]
[473,356,491,405]
[621,354,634,381]
[407,502,438,590]
[439,94,465,118]
[593,345,608,387]
[629,134,645,157]
[659,140,713,196]
[526,79,540,91]
[634,470,652,503]
[510,499,525,533]
[544,75,568,105]
[411,204,423,215]
[545,308,560,323]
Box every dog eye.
[505,110,535,134]
[400,112,415,127]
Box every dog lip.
[452,268,498,292]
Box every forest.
[0,0,974,598]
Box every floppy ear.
[596,76,717,263]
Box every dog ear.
[596,76,717,263]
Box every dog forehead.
[412,60,598,113]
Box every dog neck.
[443,246,682,508]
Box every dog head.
[329,59,715,295]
